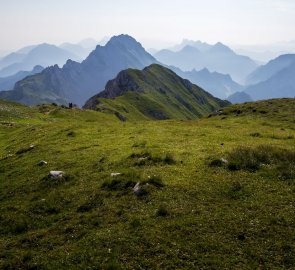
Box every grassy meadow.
[0,98,294,269]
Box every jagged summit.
[0,35,157,106]
[210,42,234,53]
[180,45,200,53]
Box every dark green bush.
[101,171,139,191]
[130,151,176,166]
[250,132,262,137]
[156,205,169,217]
[143,175,164,188]
[67,131,76,137]
[77,195,103,212]
[226,145,295,177]
[209,159,224,167]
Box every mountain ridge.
[154,42,258,83]
[84,64,230,120]
[0,35,157,106]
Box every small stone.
[221,158,228,164]
[133,182,141,196]
[49,171,64,178]
[38,160,48,166]
[110,173,121,177]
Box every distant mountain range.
[168,39,212,52]
[0,35,157,106]
[246,54,295,85]
[231,54,295,102]
[0,35,294,107]
[170,66,243,99]
[154,41,258,83]
[84,64,229,120]
[0,44,81,77]
[0,65,43,91]
[227,91,253,104]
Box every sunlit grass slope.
[0,98,294,269]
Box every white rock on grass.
[221,158,228,164]
[133,182,141,196]
[110,173,121,177]
[49,171,64,178]
[38,160,48,166]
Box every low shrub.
[209,159,224,167]
[225,145,295,177]
[130,151,176,166]
[143,175,164,188]
[77,195,103,213]
[156,205,169,217]
[101,171,139,192]
[250,132,262,137]
[67,131,76,137]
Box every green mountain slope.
[84,64,230,120]
[0,98,295,269]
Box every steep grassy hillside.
[84,64,229,120]
[0,98,295,269]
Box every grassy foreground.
[0,98,294,269]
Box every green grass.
[0,98,295,269]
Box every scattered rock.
[110,173,121,177]
[38,160,48,166]
[16,144,36,154]
[133,182,141,196]
[114,112,126,122]
[49,171,64,178]
[221,158,228,164]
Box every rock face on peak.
[0,35,157,106]
[98,69,144,99]
[84,64,230,120]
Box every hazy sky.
[1,0,295,51]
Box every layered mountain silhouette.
[84,64,229,120]
[170,66,243,99]
[244,61,295,100]
[0,35,157,106]
[0,65,43,91]
[169,39,212,52]
[246,54,295,85]
[154,43,258,83]
[227,91,253,104]
[0,44,80,77]
[59,38,103,59]
[226,54,295,101]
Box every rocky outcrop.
[98,70,144,99]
